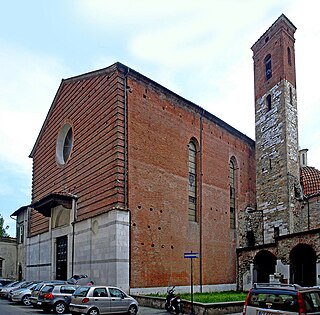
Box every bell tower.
[252,14,300,243]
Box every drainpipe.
[71,195,78,277]
[124,69,129,211]
[123,67,130,291]
[199,110,204,292]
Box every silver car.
[243,283,320,315]
[30,280,67,308]
[37,283,79,314]
[0,281,26,298]
[10,282,39,306]
[69,286,139,315]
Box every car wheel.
[22,294,32,306]
[128,305,138,315]
[54,301,67,314]
[87,308,99,315]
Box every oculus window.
[56,123,73,166]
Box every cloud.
[0,179,12,197]
[0,43,66,174]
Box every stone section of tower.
[251,15,301,244]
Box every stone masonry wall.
[255,80,300,244]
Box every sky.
[0,0,319,236]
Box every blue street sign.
[184,252,199,259]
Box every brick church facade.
[12,14,320,292]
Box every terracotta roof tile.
[300,166,320,196]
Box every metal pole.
[191,257,194,315]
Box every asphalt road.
[0,297,169,314]
[0,298,243,315]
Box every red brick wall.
[29,63,256,288]
[252,17,296,100]
[127,76,256,288]
[30,67,126,235]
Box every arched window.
[266,94,272,111]
[287,47,292,66]
[264,54,272,80]
[289,87,293,105]
[188,140,197,222]
[229,158,236,229]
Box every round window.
[56,123,73,165]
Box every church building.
[12,14,320,293]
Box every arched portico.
[290,244,316,286]
[253,250,277,283]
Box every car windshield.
[33,283,44,291]
[28,283,38,289]
[73,287,90,297]
[7,281,20,287]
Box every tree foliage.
[0,214,10,237]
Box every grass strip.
[147,291,247,303]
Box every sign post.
[184,251,199,315]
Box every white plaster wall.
[26,232,51,280]
[25,209,130,291]
[0,238,17,279]
[72,209,130,291]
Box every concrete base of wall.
[133,295,244,315]
[130,284,237,295]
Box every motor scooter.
[165,286,183,314]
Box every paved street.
[0,297,169,314]
[0,297,242,314]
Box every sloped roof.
[300,166,320,196]
[29,62,255,158]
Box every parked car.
[243,283,320,315]
[37,283,79,314]
[0,279,13,287]
[67,274,89,285]
[0,281,25,298]
[8,281,34,301]
[10,282,40,306]
[69,285,139,315]
[30,280,67,308]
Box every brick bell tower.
[252,14,301,244]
